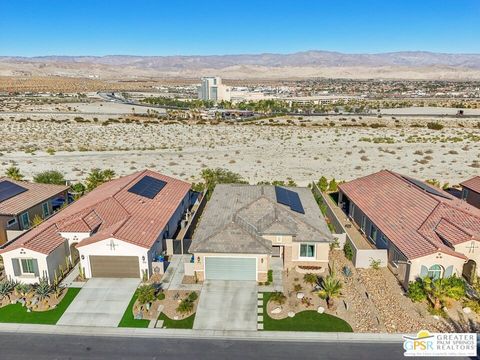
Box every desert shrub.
[370,258,381,270]
[427,122,444,130]
[270,291,286,305]
[187,291,198,302]
[177,297,194,314]
[293,283,303,292]
[407,280,427,302]
[303,273,318,286]
[343,241,353,261]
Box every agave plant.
[35,279,53,301]
[0,280,17,300]
[15,283,31,298]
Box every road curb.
[0,323,406,343]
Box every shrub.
[187,291,198,302]
[317,176,328,192]
[370,258,381,270]
[267,270,273,283]
[0,280,17,299]
[35,279,53,301]
[303,273,318,286]
[137,284,156,304]
[270,291,286,305]
[408,280,427,302]
[343,241,353,261]
[156,292,166,300]
[34,170,65,185]
[427,122,444,130]
[177,298,194,314]
[342,266,352,277]
[293,283,303,292]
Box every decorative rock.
[173,316,179,320]
[287,311,295,318]
[27,308,31,313]
[463,307,472,314]
[296,292,304,299]
[134,312,143,320]
[442,306,448,313]
[317,306,325,314]
[433,315,440,320]
[271,307,282,314]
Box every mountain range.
[1,51,480,80]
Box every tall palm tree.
[5,166,24,181]
[318,272,342,309]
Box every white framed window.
[299,244,315,258]
[360,215,367,233]
[369,225,377,243]
[7,218,17,227]
[428,264,444,280]
[42,202,50,217]
[21,259,35,275]
[20,212,30,229]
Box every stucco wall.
[454,240,480,276]
[193,253,269,282]
[46,242,69,283]
[408,252,466,283]
[1,248,49,284]
[464,188,480,209]
[283,242,329,271]
[78,238,149,279]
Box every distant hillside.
[1,51,480,80]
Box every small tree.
[33,170,65,185]
[71,183,86,200]
[270,291,286,305]
[137,284,156,305]
[317,176,328,192]
[5,166,24,181]
[318,272,342,309]
[328,178,338,192]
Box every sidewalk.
[0,322,405,343]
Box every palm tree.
[5,166,24,181]
[318,273,342,309]
[102,169,116,181]
[422,277,465,310]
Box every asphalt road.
[0,332,466,360]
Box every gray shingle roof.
[190,184,332,254]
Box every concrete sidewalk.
[0,322,405,343]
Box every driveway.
[193,280,258,331]
[57,278,140,327]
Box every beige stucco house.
[189,184,332,282]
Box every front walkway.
[258,257,283,292]
[193,280,258,331]
[57,278,140,327]
[161,255,202,291]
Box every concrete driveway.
[57,278,140,327]
[193,280,258,331]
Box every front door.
[463,260,477,284]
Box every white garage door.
[205,257,256,281]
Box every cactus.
[78,263,85,280]
[342,266,352,277]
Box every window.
[391,247,403,267]
[461,188,469,200]
[300,244,315,258]
[42,202,50,217]
[427,264,444,280]
[20,212,30,229]
[360,215,367,233]
[369,225,377,243]
[7,218,17,227]
[21,259,35,274]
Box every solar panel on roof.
[0,180,27,203]
[274,186,305,214]
[128,176,166,199]
[402,176,451,199]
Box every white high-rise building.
[197,76,231,102]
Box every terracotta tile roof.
[0,170,191,255]
[339,170,480,260]
[0,178,68,215]
[461,176,480,194]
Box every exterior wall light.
[81,255,85,260]
[197,256,200,263]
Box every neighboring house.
[338,170,480,288]
[189,184,332,282]
[0,178,69,245]
[460,176,480,209]
[0,170,196,284]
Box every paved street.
[0,332,422,360]
[194,280,258,331]
[57,278,140,327]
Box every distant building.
[197,76,231,102]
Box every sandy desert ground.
[0,113,478,185]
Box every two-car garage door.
[205,257,256,281]
[89,256,140,278]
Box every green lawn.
[158,312,195,329]
[118,292,150,328]
[0,287,80,324]
[262,292,353,332]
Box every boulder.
[174,316,179,320]
[296,292,304,299]
[271,307,282,314]
[317,306,325,314]
[433,315,440,320]
[463,307,472,314]
[134,312,143,320]
[287,311,295,318]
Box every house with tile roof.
[0,178,69,245]
[0,170,196,284]
[461,176,480,209]
[189,184,333,282]
[338,170,480,287]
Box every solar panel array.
[0,180,28,203]
[128,176,166,199]
[402,176,451,199]
[274,186,305,214]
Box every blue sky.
[1,0,479,56]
